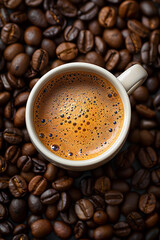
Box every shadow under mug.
[26,63,148,171]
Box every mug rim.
[26,62,131,168]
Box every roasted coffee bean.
[43,25,62,38]
[146,77,159,94]
[75,199,94,220]
[9,198,27,223]
[151,168,160,186]
[0,191,10,204]
[132,169,150,190]
[73,19,85,30]
[3,128,23,144]
[95,36,106,55]
[88,20,102,36]
[21,143,36,156]
[80,177,94,196]
[140,1,158,17]
[145,212,159,228]
[3,0,22,9]
[0,203,8,221]
[60,206,77,224]
[103,29,123,49]
[28,175,47,195]
[57,0,77,17]
[4,101,14,120]
[57,192,70,212]
[78,2,98,21]
[114,222,131,237]
[25,0,42,6]
[12,233,28,240]
[46,9,64,26]
[117,167,135,179]
[94,176,111,195]
[4,43,24,61]
[93,210,107,225]
[45,204,58,220]
[44,163,58,182]
[24,26,42,46]
[0,8,9,28]
[10,53,30,77]
[0,220,13,236]
[10,11,27,24]
[119,1,139,19]
[154,94,160,111]
[127,212,145,231]
[9,175,27,197]
[132,86,149,102]
[14,91,29,107]
[115,149,135,168]
[116,16,126,29]
[13,223,27,235]
[105,190,123,205]
[105,49,120,71]
[40,188,59,205]
[138,147,157,168]
[7,72,25,90]
[64,25,79,42]
[0,73,12,91]
[106,205,120,223]
[0,92,10,106]
[140,119,157,129]
[77,30,94,54]
[31,219,52,238]
[7,162,19,177]
[136,105,156,119]
[121,192,139,216]
[116,49,131,71]
[127,20,150,38]
[74,220,87,239]
[32,49,49,72]
[142,15,159,30]
[28,215,41,227]
[98,6,116,28]
[41,39,56,58]
[94,225,113,240]
[56,42,78,61]
[139,193,156,214]
[85,51,105,67]
[17,156,32,172]
[139,130,155,146]
[32,158,46,173]
[125,33,142,53]
[14,107,26,127]
[0,156,7,173]
[52,176,73,191]
[53,220,72,239]
[112,179,130,193]
[141,42,153,65]
[1,23,21,44]
[89,195,105,210]
[28,9,48,28]
[28,194,43,214]
[148,185,160,199]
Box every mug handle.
[117,64,148,95]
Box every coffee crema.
[33,72,124,160]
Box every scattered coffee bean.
[75,199,94,220]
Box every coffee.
[33,72,124,160]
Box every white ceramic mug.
[26,63,147,171]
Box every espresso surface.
[33,72,124,160]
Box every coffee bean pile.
[0,0,160,239]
